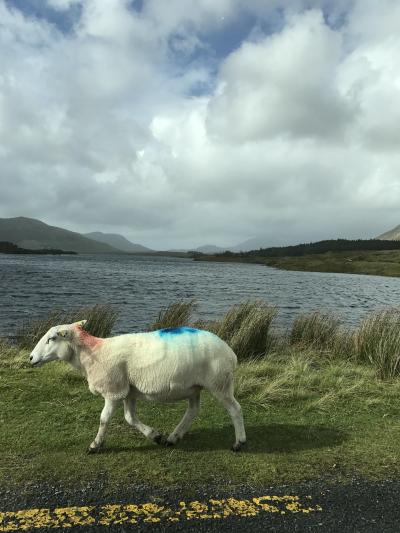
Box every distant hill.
[84,232,153,253]
[172,239,276,253]
[194,244,228,254]
[169,245,229,254]
[0,217,120,253]
[231,237,274,252]
[376,225,400,241]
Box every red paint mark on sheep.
[76,327,104,350]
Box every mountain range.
[0,216,245,254]
[84,232,153,253]
[0,217,119,254]
[1,216,399,254]
[0,217,231,254]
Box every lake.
[1,253,400,339]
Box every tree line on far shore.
[203,239,400,259]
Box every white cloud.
[206,10,355,143]
[143,0,237,34]
[339,39,400,151]
[346,0,400,45]
[1,0,400,249]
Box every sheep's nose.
[29,355,33,361]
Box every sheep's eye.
[46,336,55,344]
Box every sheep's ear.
[57,329,70,338]
[74,320,87,327]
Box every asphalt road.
[0,479,399,532]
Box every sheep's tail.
[227,343,238,370]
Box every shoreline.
[194,249,400,278]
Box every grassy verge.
[263,249,400,277]
[1,303,400,490]
[196,249,400,277]
[1,344,399,490]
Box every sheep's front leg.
[123,397,164,444]
[166,392,200,445]
[88,398,119,454]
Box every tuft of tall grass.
[235,349,378,408]
[211,300,277,360]
[329,328,356,360]
[290,311,342,353]
[149,299,276,360]
[353,310,400,379]
[149,299,197,330]
[17,304,118,349]
[13,298,400,381]
[0,339,28,369]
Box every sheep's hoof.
[231,440,247,452]
[87,445,101,454]
[153,434,167,446]
[165,433,181,446]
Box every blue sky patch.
[130,0,144,13]
[6,0,82,34]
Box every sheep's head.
[29,320,87,366]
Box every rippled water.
[1,253,400,338]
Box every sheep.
[29,321,247,453]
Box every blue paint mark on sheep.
[158,327,200,337]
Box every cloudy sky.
[0,0,399,249]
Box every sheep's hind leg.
[123,397,165,445]
[211,386,246,452]
[166,391,200,446]
[88,398,119,454]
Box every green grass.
[353,311,400,379]
[289,312,342,352]
[262,249,400,277]
[10,300,400,379]
[149,299,196,331]
[1,340,400,490]
[3,302,400,490]
[199,300,277,360]
[197,249,400,277]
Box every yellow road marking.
[0,495,322,530]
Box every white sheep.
[29,321,247,452]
